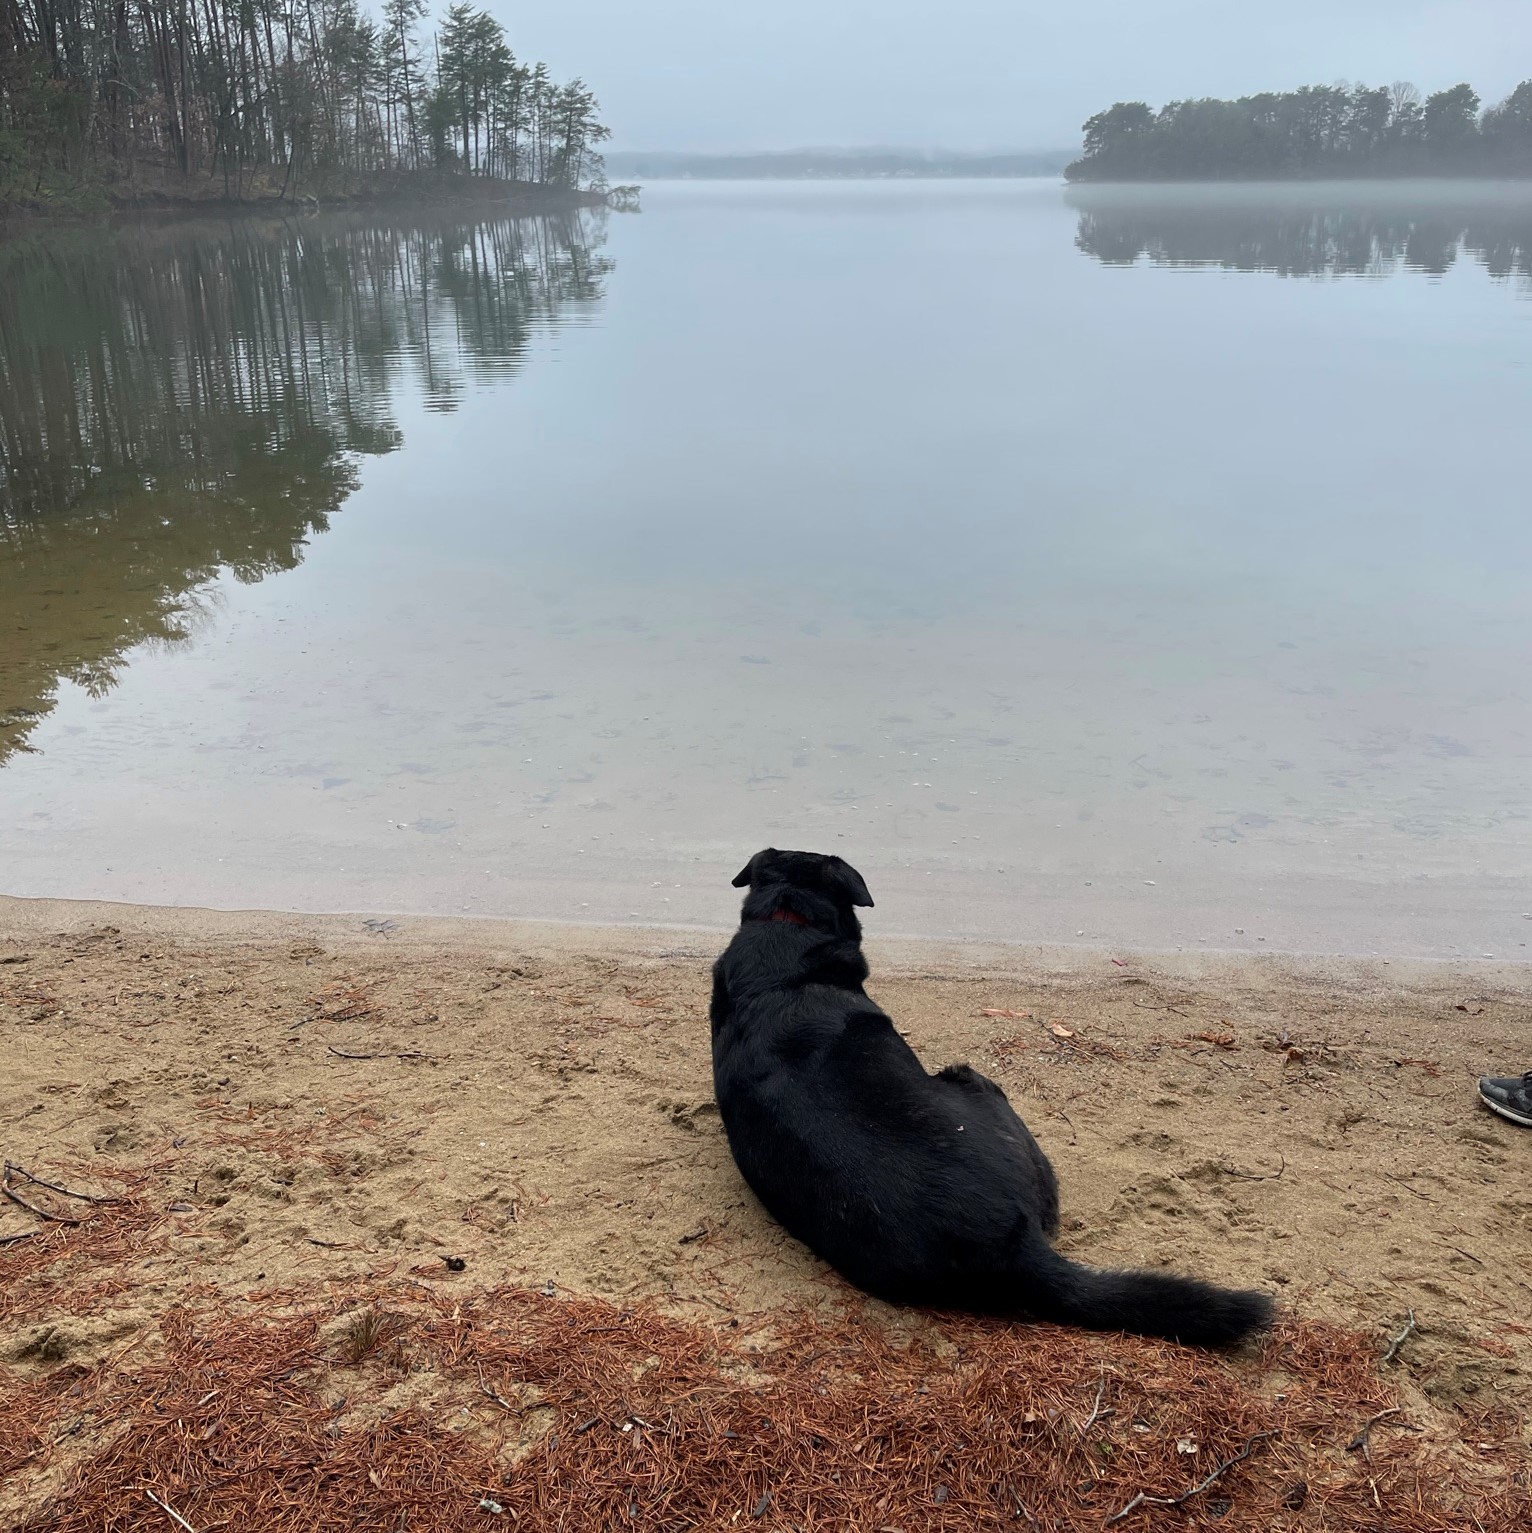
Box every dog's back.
[713,917,1061,1302]
[711,849,1273,1347]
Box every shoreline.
[0,176,609,233]
[6,892,1532,984]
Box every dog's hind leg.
[938,1064,1060,1236]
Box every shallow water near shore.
[2,181,1531,957]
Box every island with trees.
[0,0,609,214]
[1066,80,1532,181]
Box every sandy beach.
[2,895,1528,1528]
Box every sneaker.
[1478,1072,1532,1128]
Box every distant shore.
[603,148,1074,180]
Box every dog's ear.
[731,849,777,888]
[823,856,874,908]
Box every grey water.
[2,180,1530,957]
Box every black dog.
[710,849,1273,1347]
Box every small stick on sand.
[142,1488,198,1533]
[1,1168,83,1225]
[325,1046,434,1062]
[1345,1407,1401,1462]
[4,1163,120,1203]
[1380,1171,1434,1202]
[475,1361,541,1416]
[1381,1310,1418,1366]
[1105,1429,1277,1525]
[1219,1155,1286,1182]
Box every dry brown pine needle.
[0,1171,161,1326]
[2,1279,1523,1533]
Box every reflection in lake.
[1068,182,1532,281]
[0,212,609,761]
[1,181,1529,956]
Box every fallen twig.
[1381,1310,1418,1366]
[2,1168,82,1225]
[1346,1407,1401,1462]
[1380,1171,1434,1202]
[475,1361,542,1416]
[3,1160,124,1227]
[996,1483,1042,1528]
[1078,1376,1114,1433]
[325,1046,434,1062]
[4,1162,121,1204]
[143,1487,198,1532]
[790,1346,858,1372]
[1105,1429,1277,1525]
[1219,1155,1286,1182]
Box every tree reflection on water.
[0,210,610,762]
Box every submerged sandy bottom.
[2,897,1529,1524]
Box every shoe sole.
[1479,1089,1532,1128]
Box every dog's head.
[731,848,873,938]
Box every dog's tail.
[1011,1226,1273,1347]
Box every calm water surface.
[2,181,1530,956]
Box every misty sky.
[493,0,1531,152]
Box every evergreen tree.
[0,0,609,206]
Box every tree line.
[1067,81,1532,180]
[0,0,609,209]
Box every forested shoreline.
[0,0,609,214]
[1067,80,1532,181]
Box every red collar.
[758,908,809,926]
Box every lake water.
[2,180,1530,958]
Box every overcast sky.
[490,0,1531,152]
